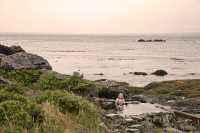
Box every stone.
[125,118,135,123]
[128,124,143,129]
[130,116,144,122]
[97,80,129,99]
[0,44,25,55]
[165,128,183,133]
[126,128,140,133]
[179,125,196,131]
[151,70,168,76]
[0,77,11,84]
[153,39,166,42]
[105,113,123,120]
[131,95,147,103]
[100,99,115,110]
[131,72,148,76]
[0,52,52,70]
[94,73,104,76]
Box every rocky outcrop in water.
[130,72,148,76]
[137,39,166,43]
[0,44,52,70]
[151,70,168,76]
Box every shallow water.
[1,34,200,86]
[122,103,170,116]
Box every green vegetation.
[0,68,104,133]
[129,80,200,98]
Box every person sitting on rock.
[115,93,125,112]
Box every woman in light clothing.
[115,93,125,112]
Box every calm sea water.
[1,34,200,86]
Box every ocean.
[1,33,200,87]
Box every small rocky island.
[137,39,166,43]
[0,44,199,133]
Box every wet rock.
[129,72,148,76]
[0,52,52,70]
[0,44,25,55]
[151,70,168,76]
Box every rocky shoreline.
[0,44,199,133]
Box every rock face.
[0,44,52,70]
[151,70,168,76]
[96,80,129,99]
[0,52,52,70]
[0,45,25,55]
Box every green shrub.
[0,68,41,86]
[0,100,44,129]
[36,73,97,95]
[36,73,66,90]
[37,90,93,114]
[0,90,27,103]
[0,84,25,94]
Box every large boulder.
[96,80,129,99]
[151,70,168,76]
[0,45,25,55]
[0,52,52,70]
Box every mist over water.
[1,34,200,86]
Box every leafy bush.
[0,100,44,129]
[36,73,67,90]
[0,68,41,86]
[0,90,27,103]
[36,73,97,95]
[37,90,93,114]
[0,84,25,94]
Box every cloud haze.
[0,0,200,34]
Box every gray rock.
[126,128,140,133]
[0,77,11,84]
[100,99,115,110]
[165,128,183,133]
[125,118,135,123]
[151,70,168,76]
[105,113,123,120]
[128,124,143,129]
[0,52,52,70]
[131,95,147,103]
[97,80,129,99]
[130,72,147,76]
[0,45,25,55]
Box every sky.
[0,0,200,34]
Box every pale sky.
[0,0,200,34]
